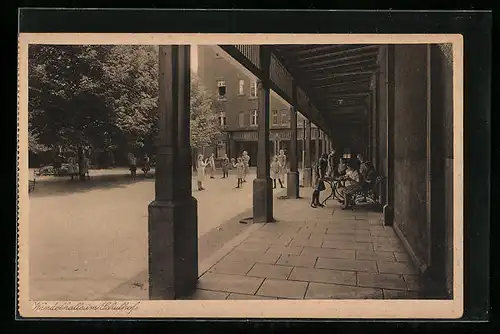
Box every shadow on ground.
[30,173,156,197]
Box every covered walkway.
[148,43,454,300]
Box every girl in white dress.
[197,154,208,191]
[208,153,216,178]
[270,155,281,189]
[277,149,287,188]
[241,151,250,182]
[232,157,245,189]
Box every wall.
[431,44,454,297]
[197,46,291,132]
[377,46,388,192]
[393,45,430,266]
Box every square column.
[303,119,313,187]
[383,44,395,226]
[286,85,300,198]
[315,128,320,161]
[148,45,198,300]
[253,46,273,223]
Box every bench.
[351,175,385,209]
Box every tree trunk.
[77,146,86,181]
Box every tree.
[29,44,116,179]
[28,45,220,176]
[102,45,159,155]
[189,74,221,150]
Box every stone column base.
[148,197,198,300]
[302,167,313,187]
[383,204,394,226]
[419,270,449,299]
[253,177,273,223]
[286,171,300,198]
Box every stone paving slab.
[277,254,318,268]
[316,257,378,273]
[289,267,356,286]
[394,252,411,262]
[404,274,420,291]
[266,245,304,256]
[235,241,272,253]
[247,263,293,280]
[208,260,255,275]
[357,272,407,290]
[288,237,324,248]
[222,250,281,265]
[377,261,417,275]
[227,293,277,300]
[188,289,230,300]
[356,250,397,262]
[305,282,384,299]
[300,246,356,260]
[322,240,374,251]
[197,273,264,295]
[382,289,420,299]
[256,279,309,299]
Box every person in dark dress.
[311,153,329,208]
[221,154,229,178]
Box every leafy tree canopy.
[28,45,221,159]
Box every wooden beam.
[291,44,370,56]
[219,45,263,79]
[310,65,380,80]
[321,93,369,98]
[295,45,381,63]
[299,52,379,70]
[305,59,377,74]
[313,71,377,81]
[312,78,372,89]
[314,85,371,95]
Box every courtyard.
[29,168,419,301]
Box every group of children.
[196,150,288,191]
[196,151,251,191]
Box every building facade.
[197,45,321,166]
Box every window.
[238,79,245,95]
[216,80,226,99]
[281,110,289,126]
[250,110,258,126]
[238,112,245,128]
[216,144,226,158]
[272,110,278,125]
[250,80,257,97]
[219,111,226,127]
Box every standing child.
[197,154,208,191]
[208,153,216,179]
[277,149,287,188]
[128,153,137,178]
[241,151,250,182]
[270,156,281,189]
[221,154,229,179]
[233,157,245,189]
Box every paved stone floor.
[190,187,420,300]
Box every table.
[320,177,345,206]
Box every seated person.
[337,158,347,176]
[340,162,362,210]
[357,154,376,189]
